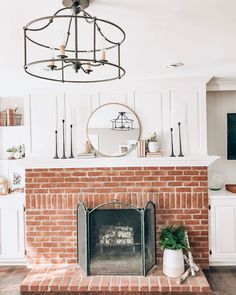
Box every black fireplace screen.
[77,201,156,276]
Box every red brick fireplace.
[25,166,209,269]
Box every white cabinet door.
[0,195,25,265]
[210,198,236,265]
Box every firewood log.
[185,231,196,276]
[176,267,192,285]
[183,254,199,272]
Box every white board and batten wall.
[25,78,208,159]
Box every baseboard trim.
[0,259,26,266]
[210,260,236,266]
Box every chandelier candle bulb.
[86,62,92,72]
[60,44,65,56]
[101,50,106,61]
[50,58,55,66]
[48,57,57,70]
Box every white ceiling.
[1,0,236,93]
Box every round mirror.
[87,103,141,157]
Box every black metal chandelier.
[111,112,134,131]
[23,0,126,83]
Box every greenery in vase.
[7,147,17,153]
[160,225,188,251]
[148,132,159,142]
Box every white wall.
[207,91,236,183]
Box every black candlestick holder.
[61,119,67,159]
[69,124,74,159]
[53,130,59,159]
[170,128,176,157]
[178,122,184,157]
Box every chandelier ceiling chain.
[23,0,126,83]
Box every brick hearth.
[25,166,209,268]
[20,264,211,294]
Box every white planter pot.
[148,142,159,153]
[163,249,184,278]
[6,152,14,160]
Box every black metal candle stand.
[178,122,184,157]
[53,130,59,159]
[61,119,67,159]
[69,124,74,159]
[170,128,176,157]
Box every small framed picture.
[127,140,137,156]
[128,140,137,151]
[8,167,25,193]
[119,144,129,154]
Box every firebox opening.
[77,201,156,276]
[89,209,142,275]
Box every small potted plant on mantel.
[147,132,160,153]
[6,146,17,160]
[160,225,187,278]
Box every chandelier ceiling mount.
[63,0,90,10]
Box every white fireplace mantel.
[15,155,219,169]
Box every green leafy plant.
[7,147,17,153]
[160,225,188,251]
[148,132,159,142]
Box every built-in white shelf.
[0,193,25,200]
[0,159,23,164]
[17,155,219,169]
[209,188,236,199]
[0,126,24,129]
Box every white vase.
[163,249,184,278]
[148,141,159,153]
[6,152,14,160]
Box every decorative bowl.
[225,184,236,194]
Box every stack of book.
[137,140,146,157]
[146,151,163,158]
[77,152,97,159]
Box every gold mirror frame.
[87,103,141,157]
